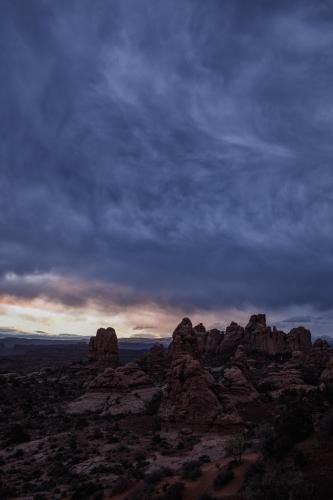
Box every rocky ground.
[1,314,333,499]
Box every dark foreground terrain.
[1,314,333,499]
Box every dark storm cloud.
[1,0,333,314]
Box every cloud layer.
[1,1,333,333]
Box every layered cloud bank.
[1,1,333,336]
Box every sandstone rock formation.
[169,318,200,359]
[88,327,119,367]
[169,317,224,361]
[243,314,288,354]
[287,326,312,352]
[138,344,169,380]
[320,356,333,387]
[313,338,331,351]
[160,354,241,428]
[68,362,160,416]
[88,362,152,391]
[222,365,258,403]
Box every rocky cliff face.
[169,317,224,361]
[88,327,119,367]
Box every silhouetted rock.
[244,314,288,354]
[88,327,119,367]
[138,344,169,380]
[245,314,267,333]
[169,318,200,359]
[313,338,330,351]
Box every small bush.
[145,392,162,415]
[161,482,184,500]
[294,450,306,468]
[181,460,202,480]
[72,481,101,499]
[5,424,30,446]
[145,467,173,484]
[214,468,234,489]
[224,434,246,463]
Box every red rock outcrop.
[68,362,160,416]
[88,327,119,367]
[138,344,169,380]
[287,326,312,352]
[222,365,258,403]
[216,322,244,361]
[160,354,241,427]
[320,356,333,387]
[244,314,288,354]
[88,362,153,391]
[169,318,200,359]
[169,318,225,361]
[313,338,331,351]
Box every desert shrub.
[160,482,184,500]
[72,481,101,499]
[257,425,293,460]
[301,365,320,385]
[145,467,173,484]
[5,424,30,445]
[181,460,202,480]
[131,484,154,500]
[244,465,314,500]
[320,407,333,437]
[214,468,234,489]
[145,392,162,415]
[107,435,119,444]
[151,433,162,444]
[12,448,24,459]
[112,477,128,495]
[135,451,146,461]
[278,404,313,442]
[224,433,246,463]
[294,450,306,467]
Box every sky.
[1,0,333,338]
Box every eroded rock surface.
[161,354,241,427]
[88,327,119,367]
